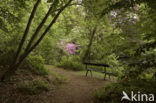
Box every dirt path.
[49,67,113,103]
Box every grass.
[46,65,104,77]
[44,65,56,71]
[46,65,117,80]
[75,70,104,77]
[74,70,118,80]
[51,72,68,85]
[45,65,68,85]
[46,65,105,77]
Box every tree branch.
[20,0,73,63]
[14,0,41,64]
[25,0,58,52]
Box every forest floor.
[0,66,115,103]
[47,65,115,103]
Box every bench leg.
[90,70,92,77]
[104,73,106,80]
[86,70,89,76]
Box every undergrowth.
[51,72,68,85]
[18,78,50,95]
[22,55,50,75]
[94,79,156,103]
[56,56,85,71]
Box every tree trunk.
[0,63,21,81]
[20,0,73,64]
[25,0,59,52]
[0,0,41,82]
[0,0,73,82]
[14,0,41,64]
[82,26,97,63]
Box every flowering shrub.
[65,43,76,54]
[57,39,79,55]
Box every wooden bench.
[83,62,117,80]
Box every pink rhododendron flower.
[66,43,76,55]
[57,39,79,55]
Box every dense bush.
[0,46,49,76]
[0,47,16,68]
[56,56,85,71]
[18,78,50,95]
[94,79,156,103]
[22,55,49,75]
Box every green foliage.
[18,78,50,95]
[0,47,16,68]
[56,56,85,71]
[94,79,156,103]
[0,46,49,76]
[23,55,49,75]
[35,36,59,64]
[0,0,155,96]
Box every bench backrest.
[83,62,110,67]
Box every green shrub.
[56,56,85,71]
[18,78,50,95]
[0,47,49,76]
[94,79,156,103]
[0,47,16,67]
[22,55,49,75]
